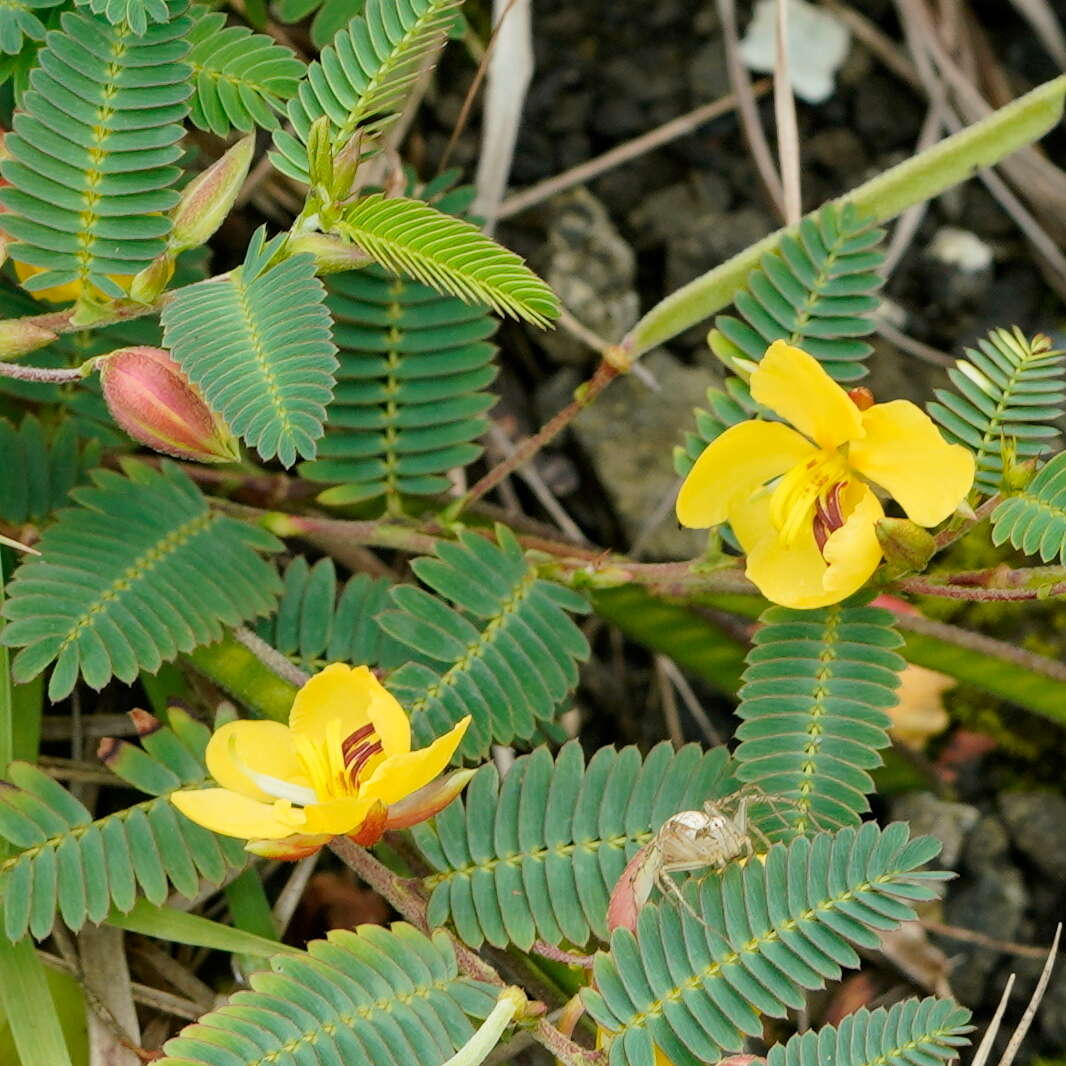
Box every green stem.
[626,75,1066,357]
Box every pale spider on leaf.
[606,785,797,933]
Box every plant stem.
[457,357,622,513]
[933,494,1000,549]
[0,360,85,383]
[232,626,310,687]
[329,838,604,1066]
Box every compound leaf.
[0,461,282,699]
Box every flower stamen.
[812,481,848,556]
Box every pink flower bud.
[99,346,240,463]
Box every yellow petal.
[171,788,305,840]
[366,681,411,757]
[361,717,471,807]
[289,662,378,742]
[676,420,815,528]
[821,481,885,598]
[205,720,307,803]
[749,341,864,450]
[847,400,975,526]
[301,795,377,836]
[730,479,883,609]
[731,491,839,608]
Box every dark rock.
[688,39,731,104]
[1000,790,1066,881]
[537,187,639,365]
[889,793,978,870]
[962,814,1011,871]
[572,350,715,558]
[665,206,774,294]
[806,127,869,182]
[943,865,1028,1007]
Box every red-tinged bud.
[875,516,936,575]
[383,767,477,831]
[98,346,240,463]
[245,833,331,860]
[0,319,56,358]
[606,842,659,933]
[169,135,255,254]
[285,232,372,274]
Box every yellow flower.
[677,341,975,609]
[172,663,472,859]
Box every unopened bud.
[169,135,255,254]
[0,319,56,358]
[875,517,936,575]
[99,346,240,463]
[285,232,371,274]
[1000,439,1037,493]
[129,254,175,304]
[331,130,365,201]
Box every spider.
[607,785,797,932]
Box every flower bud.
[875,517,937,575]
[129,253,176,304]
[169,135,255,254]
[285,232,371,274]
[99,346,240,463]
[0,319,56,358]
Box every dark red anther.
[823,481,846,529]
[813,513,830,554]
[342,723,375,762]
[347,740,383,785]
[812,482,848,558]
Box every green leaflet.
[767,998,972,1066]
[734,601,904,840]
[155,922,499,1066]
[0,710,249,940]
[710,203,886,382]
[270,0,462,181]
[379,526,590,757]
[991,451,1066,564]
[0,460,283,699]
[0,3,191,295]
[0,416,98,525]
[336,194,560,326]
[186,8,303,135]
[0,0,63,56]
[74,0,170,34]
[257,556,414,673]
[300,175,506,507]
[300,262,498,509]
[413,741,737,949]
[161,230,339,467]
[929,327,1065,496]
[584,822,947,1066]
